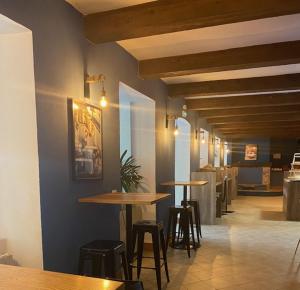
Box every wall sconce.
[86,74,108,108]
[166,114,179,136]
[212,136,221,148]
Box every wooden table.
[79,192,170,279]
[161,181,208,204]
[0,264,123,290]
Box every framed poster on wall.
[71,99,103,180]
[245,144,258,161]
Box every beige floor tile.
[139,196,300,290]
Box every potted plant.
[120,150,143,193]
[119,150,144,242]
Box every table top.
[79,192,171,205]
[160,180,208,186]
[0,264,123,290]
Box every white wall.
[214,136,221,167]
[119,95,132,158]
[0,15,43,268]
[200,128,209,168]
[119,82,156,222]
[175,118,191,205]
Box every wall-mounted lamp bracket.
[166,113,178,129]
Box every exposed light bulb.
[174,128,179,136]
[226,149,230,153]
[201,138,205,144]
[72,103,79,110]
[100,96,108,108]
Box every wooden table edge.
[78,193,171,205]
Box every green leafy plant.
[120,150,143,193]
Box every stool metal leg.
[183,211,191,258]
[171,213,177,248]
[137,231,145,279]
[295,239,300,256]
[121,251,129,280]
[160,229,170,282]
[166,212,172,250]
[189,212,196,251]
[152,228,162,290]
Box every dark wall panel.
[0,0,202,273]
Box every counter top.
[284,177,300,182]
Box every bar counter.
[283,177,300,221]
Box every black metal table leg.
[126,204,133,279]
[183,185,188,205]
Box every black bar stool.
[78,240,129,280]
[295,238,300,256]
[166,205,196,258]
[132,220,170,290]
[109,279,144,290]
[181,199,202,242]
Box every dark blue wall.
[231,138,270,185]
[0,0,201,273]
[231,138,270,165]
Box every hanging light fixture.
[99,75,108,108]
[85,74,108,108]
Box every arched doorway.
[175,118,191,206]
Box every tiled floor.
[138,196,300,290]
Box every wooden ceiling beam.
[217,124,300,132]
[84,0,300,43]
[170,73,300,98]
[140,41,300,79]
[223,132,300,138]
[220,127,300,134]
[214,121,300,130]
[207,112,300,124]
[198,105,300,118]
[186,92,300,110]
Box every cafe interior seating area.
[0,1,300,289]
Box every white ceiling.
[163,64,300,84]
[118,14,300,60]
[0,14,29,34]
[65,0,155,15]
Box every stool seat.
[78,240,129,280]
[81,240,125,253]
[133,220,163,231]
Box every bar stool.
[166,206,196,258]
[295,238,300,256]
[181,199,202,242]
[109,279,144,290]
[132,220,169,290]
[78,240,129,279]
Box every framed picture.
[245,144,258,161]
[71,99,103,180]
[273,153,281,160]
